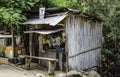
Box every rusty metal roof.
[22,13,68,26]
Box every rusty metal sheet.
[24,28,64,34]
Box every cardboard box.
[5,46,13,58]
[0,57,9,64]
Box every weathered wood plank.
[66,14,102,70]
[25,55,58,62]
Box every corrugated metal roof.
[24,28,64,34]
[0,35,12,38]
[24,8,102,22]
[0,35,20,38]
[22,13,68,26]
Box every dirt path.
[0,64,36,77]
[0,64,65,77]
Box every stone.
[66,70,82,77]
[66,70,101,77]
[81,75,87,77]
[56,73,67,77]
[86,71,101,77]
[36,73,45,77]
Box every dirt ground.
[0,64,65,77]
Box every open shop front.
[0,25,26,64]
[24,27,67,71]
[0,34,25,64]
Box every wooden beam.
[48,61,56,75]
[25,55,58,62]
[65,33,69,72]
[29,33,33,56]
[29,33,33,69]
[11,28,15,58]
[39,35,43,51]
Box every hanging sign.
[39,8,45,20]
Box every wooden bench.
[25,55,58,74]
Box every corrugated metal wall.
[66,14,102,70]
[39,51,56,67]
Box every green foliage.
[0,0,34,10]
[0,7,26,29]
[51,0,87,12]
[31,0,56,9]
[0,0,34,29]
[102,11,120,75]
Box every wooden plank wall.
[66,14,102,70]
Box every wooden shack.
[22,8,102,71]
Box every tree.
[0,0,35,29]
[0,8,25,28]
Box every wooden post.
[29,33,33,56]
[48,61,55,75]
[28,58,31,70]
[65,33,69,72]
[11,28,15,58]
[39,35,43,51]
[29,33,33,69]
[38,35,43,65]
